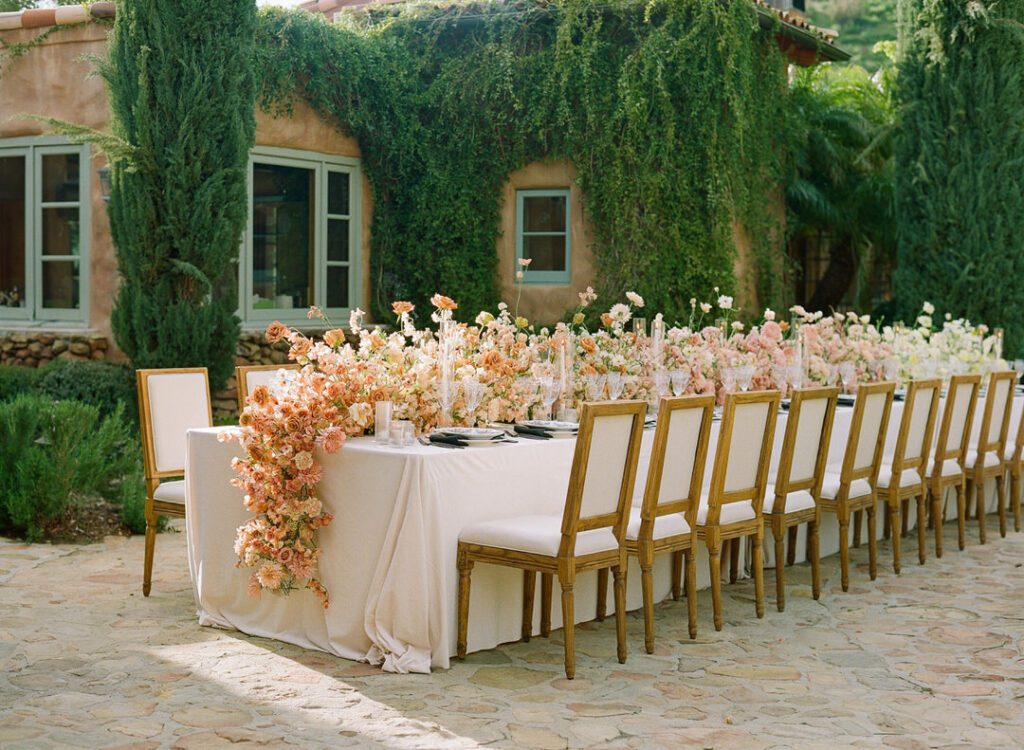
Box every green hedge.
[35,360,138,426]
[0,365,42,402]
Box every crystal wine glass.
[669,368,690,397]
[606,372,624,400]
[737,365,754,392]
[720,366,737,394]
[540,378,562,420]
[838,362,856,394]
[585,373,607,401]
[462,377,483,426]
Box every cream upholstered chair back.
[706,391,780,520]
[938,374,981,459]
[896,379,942,468]
[978,370,1016,453]
[775,387,839,498]
[137,368,213,478]
[561,400,646,549]
[236,364,300,412]
[842,381,895,482]
[640,395,714,527]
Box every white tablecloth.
[184,393,1021,673]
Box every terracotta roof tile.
[20,8,56,29]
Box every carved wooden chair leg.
[773,525,786,612]
[901,497,910,538]
[540,573,552,637]
[931,487,944,559]
[866,504,878,581]
[752,532,765,619]
[996,473,1007,538]
[709,543,724,631]
[595,568,608,621]
[612,565,627,664]
[809,519,822,600]
[916,494,928,565]
[559,579,576,680]
[890,498,902,575]
[143,511,157,598]
[457,553,474,659]
[729,537,740,585]
[786,525,798,566]
[684,549,697,640]
[521,570,535,642]
[640,556,655,654]
[838,512,851,592]
[671,550,682,601]
[976,480,987,544]
[1012,470,1022,533]
[956,482,967,550]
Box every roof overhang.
[756,7,850,65]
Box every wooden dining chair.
[1003,390,1024,535]
[876,379,941,572]
[456,400,646,679]
[626,394,714,652]
[235,363,300,413]
[695,390,780,631]
[764,386,838,611]
[818,380,895,591]
[965,369,1017,543]
[136,367,212,596]
[926,373,981,555]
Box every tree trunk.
[807,240,856,311]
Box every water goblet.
[585,373,607,401]
[737,365,754,392]
[786,363,803,391]
[540,378,562,420]
[720,366,737,393]
[462,377,484,426]
[606,372,624,400]
[838,361,856,394]
[669,368,690,397]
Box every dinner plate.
[837,394,856,406]
[437,427,504,441]
[522,420,579,432]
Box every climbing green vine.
[254,0,789,323]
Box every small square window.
[515,189,570,284]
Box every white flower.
[922,301,935,315]
[625,291,645,308]
[917,315,933,329]
[700,302,712,314]
[689,297,697,308]
[731,321,744,332]
[498,302,508,311]
[717,295,733,310]
[609,303,632,325]
[476,311,494,326]
[518,257,532,268]
[516,270,524,280]
[349,307,365,333]
[860,315,871,324]
[763,308,775,321]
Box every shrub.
[35,360,138,426]
[0,365,42,402]
[0,394,135,541]
[117,463,152,535]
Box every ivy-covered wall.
[255,0,789,324]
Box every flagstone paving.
[1,521,1022,749]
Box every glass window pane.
[42,153,79,203]
[42,260,79,309]
[328,171,350,215]
[41,207,81,257]
[327,218,349,262]
[326,265,349,309]
[523,195,566,233]
[0,155,26,308]
[252,162,313,311]
[523,235,567,272]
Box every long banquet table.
[185,392,1022,673]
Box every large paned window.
[0,139,90,323]
[242,148,360,324]
[515,188,571,284]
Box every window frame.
[0,136,90,326]
[515,188,571,285]
[240,146,361,326]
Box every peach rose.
[265,321,289,343]
[430,294,458,311]
[324,329,347,348]
[392,301,415,315]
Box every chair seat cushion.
[762,485,816,515]
[926,458,962,479]
[625,506,690,541]
[459,515,617,557]
[965,448,1001,470]
[819,473,872,501]
[696,498,755,526]
[153,479,186,506]
[876,466,922,489]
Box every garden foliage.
[101,0,256,389]
[894,0,1024,355]
[0,395,135,541]
[254,0,788,323]
[36,360,138,425]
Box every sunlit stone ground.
[1,519,1022,749]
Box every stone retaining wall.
[0,331,110,367]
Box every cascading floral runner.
[225,290,1006,606]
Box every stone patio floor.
[1,519,1023,750]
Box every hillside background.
[807,0,897,70]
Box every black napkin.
[428,434,467,448]
[513,424,553,439]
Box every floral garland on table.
[225,288,1006,605]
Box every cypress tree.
[894,0,1024,354]
[102,0,256,388]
